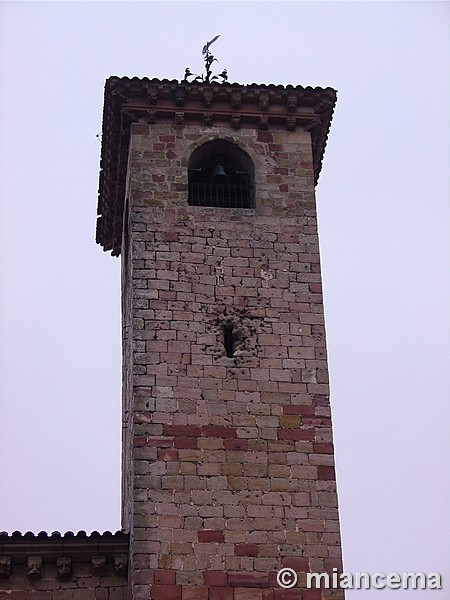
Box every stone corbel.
[286,92,298,112]
[286,117,296,131]
[231,90,242,109]
[203,88,214,107]
[304,119,320,131]
[146,85,158,105]
[92,555,107,575]
[110,89,128,104]
[203,113,213,126]
[113,554,128,576]
[56,556,72,581]
[144,110,156,124]
[258,115,269,130]
[121,108,138,124]
[174,86,186,107]
[314,100,333,115]
[258,91,270,111]
[175,112,185,126]
[27,556,42,579]
[0,556,11,578]
[231,115,241,129]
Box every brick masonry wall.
[122,123,344,600]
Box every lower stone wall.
[0,566,127,600]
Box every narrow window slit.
[223,323,235,358]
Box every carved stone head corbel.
[146,86,158,105]
[175,112,185,126]
[27,556,42,578]
[231,115,241,129]
[175,86,186,107]
[231,90,242,109]
[286,92,298,112]
[0,556,11,578]
[286,117,297,131]
[258,92,270,111]
[259,115,269,130]
[203,88,214,107]
[56,556,72,580]
[91,555,106,575]
[113,553,128,576]
[203,113,213,127]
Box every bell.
[210,164,229,182]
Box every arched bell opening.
[188,140,255,208]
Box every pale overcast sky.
[0,1,449,598]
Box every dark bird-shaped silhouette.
[202,35,220,55]
[219,69,228,82]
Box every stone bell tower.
[96,49,344,600]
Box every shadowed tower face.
[97,74,344,600]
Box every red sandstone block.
[317,466,335,480]
[228,573,269,588]
[278,429,314,441]
[174,437,198,449]
[224,439,248,450]
[313,443,334,454]
[161,232,179,242]
[274,591,303,600]
[152,585,182,600]
[282,405,315,416]
[257,131,274,143]
[163,425,201,437]
[133,435,148,447]
[312,395,329,406]
[198,529,225,542]
[210,588,234,600]
[303,591,322,600]
[234,589,263,600]
[202,425,237,439]
[324,558,343,572]
[154,570,176,585]
[158,448,178,460]
[234,543,259,556]
[182,589,209,600]
[203,570,228,586]
[262,592,275,600]
[131,123,149,134]
[282,557,309,571]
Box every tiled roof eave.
[0,530,129,562]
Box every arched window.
[188,140,254,208]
